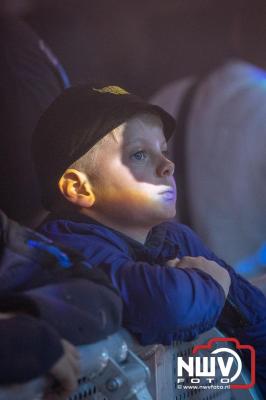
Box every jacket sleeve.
[0,313,63,384]
[25,278,122,346]
[58,234,226,345]
[167,222,266,325]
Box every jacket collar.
[45,211,179,264]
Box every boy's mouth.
[159,188,176,201]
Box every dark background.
[24,0,266,97]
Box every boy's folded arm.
[165,222,266,326]
[177,224,266,327]
[166,256,231,297]
[40,231,226,342]
[87,251,227,341]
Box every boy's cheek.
[94,184,176,220]
[95,187,151,205]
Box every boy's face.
[86,113,176,228]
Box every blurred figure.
[151,60,266,281]
[0,15,69,227]
[0,313,80,400]
[0,208,122,398]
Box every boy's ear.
[58,168,95,208]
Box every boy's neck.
[80,209,150,244]
[113,226,149,245]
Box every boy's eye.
[130,150,147,161]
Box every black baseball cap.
[32,85,176,210]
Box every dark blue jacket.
[40,212,266,394]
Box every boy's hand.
[166,256,231,297]
[0,313,80,399]
[165,258,180,268]
[44,339,80,400]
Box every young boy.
[32,85,266,394]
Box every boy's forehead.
[127,112,163,128]
[120,113,166,143]
[95,113,166,150]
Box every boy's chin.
[162,208,176,220]
[152,205,176,223]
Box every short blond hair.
[69,128,120,179]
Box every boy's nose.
[157,157,175,177]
